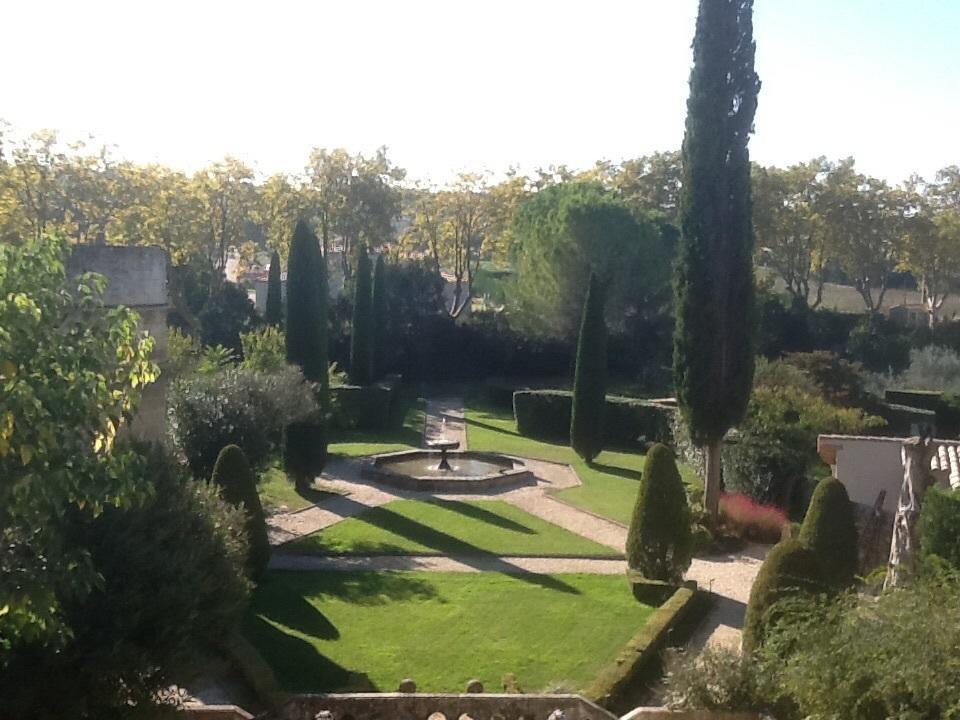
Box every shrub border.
[585,582,704,713]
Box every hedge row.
[584,584,701,713]
[330,375,400,430]
[513,390,674,448]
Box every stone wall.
[67,245,170,442]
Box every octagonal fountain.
[363,440,535,492]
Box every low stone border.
[584,584,703,714]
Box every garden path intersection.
[266,398,766,650]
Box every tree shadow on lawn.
[587,460,642,482]
[423,498,536,535]
[463,414,522,438]
[351,505,580,595]
[261,568,442,606]
[244,614,378,693]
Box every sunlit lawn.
[245,570,654,693]
[465,394,699,525]
[285,499,620,557]
[328,386,425,457]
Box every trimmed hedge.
[283,419,327,492]
[585,585,701,713]
[798,478,858,589]
[514,389,674,447]
[330,375,400,430]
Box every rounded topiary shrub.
[211,444,271,579]
[283,419,327,492]
[742,537,823,654]
[798,478,858,589]
[626,443,692,583]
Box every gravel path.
[266,397,768,649]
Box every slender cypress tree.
[314,239,330,399]
[674,0,761,520]
[349,245,374,385]
[285,220,325,382]
[570,273,607,462]
[371,254,388,381]
[265,250,283,327]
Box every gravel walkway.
[266,397,768,649]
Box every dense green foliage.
[511,181,671,339]
[798,478,858,588]
[920,486,960,569]
[168,366,318,477]
[570,274,608,462]
[198,280,261,353]
[211,445,271,578]
[265,249,283,326]
[848,314,911,373]
[283,419,328,491]
[742,538,822,654]
[626,444,693,583]
[285,219,326,382]
[674,0,760,445]
[329,382,396,430]
[0,237,159,655]
[0,444,251,718]
[349,245,375,385]
[239,326,287,372]
[371,253,388,380]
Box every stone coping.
[363,449,536,492]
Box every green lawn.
[465,395,699,525]
[258,461,342,513]
[328,387,425,458]
[285,499,620,557]
[245,570,654,693]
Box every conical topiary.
[349,245,374,385]
[742,537,823,654]
[626,443,693,583]
[371,253,388,381]
[798,478,858,589]
[570,273,607,463]
[285,220,325,382]
[210,444,270,579]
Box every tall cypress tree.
[265,250,283,327]
[285,220,324,382]
[371,254,388,381]
[314,239,330,399]
[570,273,607,463]
[674,0,761,520]
[349,246,374,385]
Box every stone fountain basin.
[363,449,535,492]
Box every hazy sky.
[3,0,958,184]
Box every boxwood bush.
[513,389,674,447]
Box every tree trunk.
[704,440,722,522]
[884,436,935,590]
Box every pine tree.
[265,250,283,327]
[799,478,858,589]
[349,245,374,385]
[285,220,325,382]
[626,443,693,583]
[674,0,761,520]
[570,273,607,462]
[210,444,270,579]
[371,254,388,381]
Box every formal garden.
[3,1,960,718]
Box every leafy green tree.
[265,249,283,326]
[198,280,260,353]
[570,273,607,462]
[285,219,325,382]
[0,443,250,717]
[371,253,388,380]
[511,181,670,338]
[0,236,159,656]
[919,486,960,569]
[798,478,858,589]
[211,444,270,578]
[349,245,374,385]
[626,444,693,583]
[674,0,761,520]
